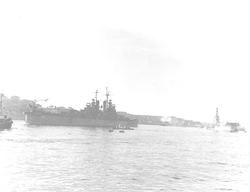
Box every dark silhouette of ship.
[24,88,138,128]
[0,92,13,129]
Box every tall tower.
[214,107,220,126]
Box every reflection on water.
[1,121,250,192]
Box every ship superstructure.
[213,108,245,132]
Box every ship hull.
[25,113,138,128]
[214,125,246,132]
[0,120,13,129]
[214,125,232,132]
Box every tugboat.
[213,108,245,132]
[0,93,13,129]
[24,88,138,128]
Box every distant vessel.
[213,108,245,132]
[0,93,13,129]
[24,88,138,128]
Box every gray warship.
[24,88,138,128]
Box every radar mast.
[214,107,220,126]
[105,87,109,102]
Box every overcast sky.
[1,0,250,125]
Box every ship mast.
[0,92,2,114]
[102,87,110,111]
[214,107,220,126]
[105,87,109,102]
[94,90,99,101]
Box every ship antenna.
[94,90,99,101]
[106,87,109,102]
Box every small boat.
[0,93,13,129]
[119,130,125,133]
[0,115,13,129]
[112,124,134,130]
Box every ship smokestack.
[103,101,107,112]
[96,100,100,110]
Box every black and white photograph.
[0,0,250,191]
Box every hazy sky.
[1,1,250,125]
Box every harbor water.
[1,121,250,192]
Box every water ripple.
[1,121,250,191]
